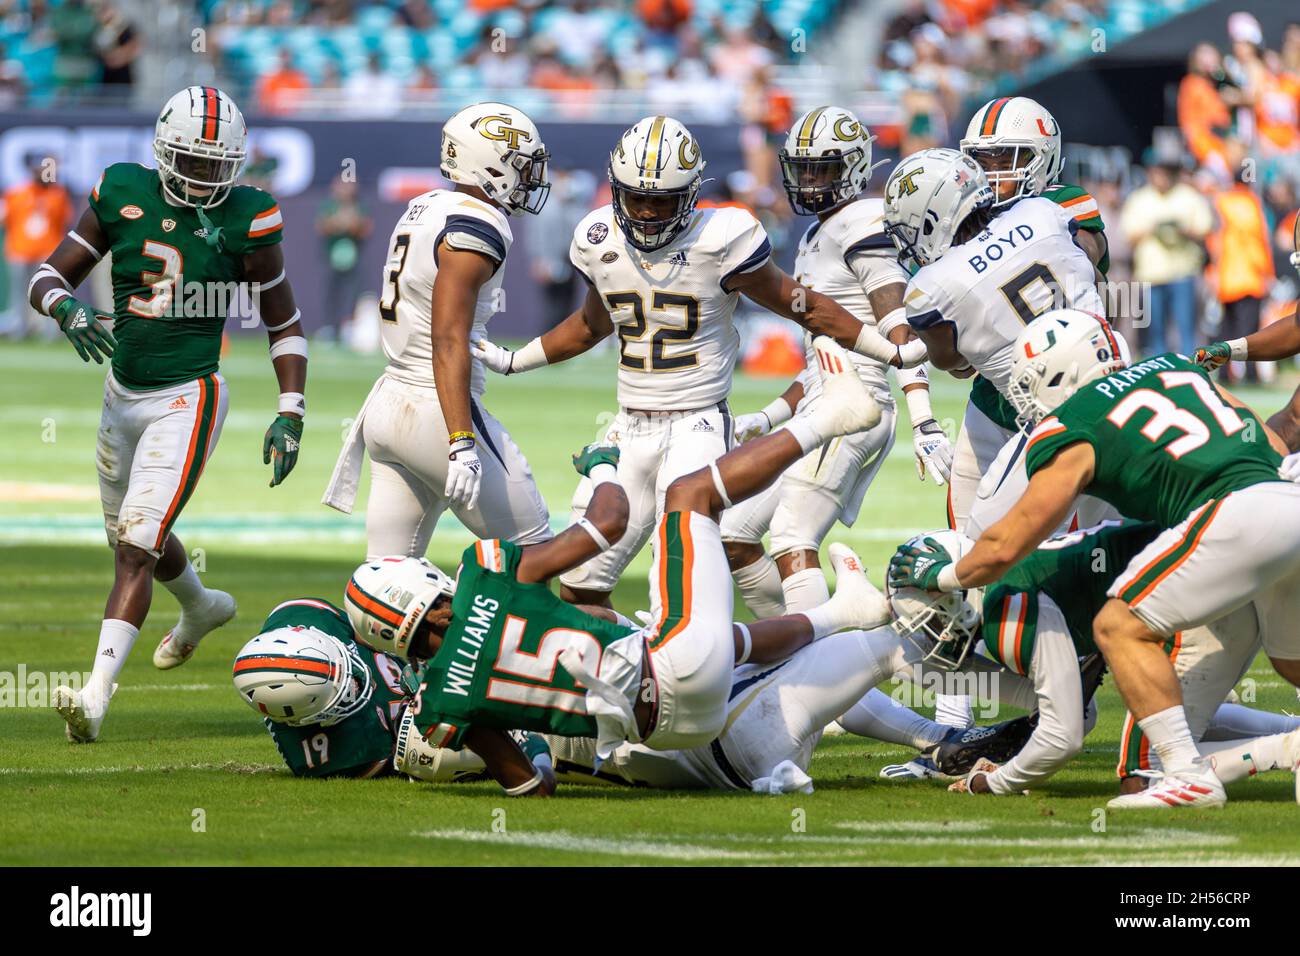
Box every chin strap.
[194,202,225,253]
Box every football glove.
[733,411,772,444]
[1280,451,1300,483]
[887,536,954,591]
[1193,342,1232,370]
[445,434,482,509]
[572,441,621,477]
[912,418,953,485]
[262,415,302,487]
[51,296,116,365]
[947,757,1000,794]
[470,338,516,375]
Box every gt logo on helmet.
[477,115,532,150]
[892,168,923,198]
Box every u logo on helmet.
[678,137,701,170]
[478,115,532,151]
[1022,328,1057,358]
[892,168,924,198]
[832,117,860,142]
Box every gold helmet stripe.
[797,107,828,149]
[641,115,668,180]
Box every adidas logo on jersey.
[169,396,189,410]
[668,250,690,266]
[692,419,714,432]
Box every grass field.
[3,337,1300,866]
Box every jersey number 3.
[378,234,411,323]
[1106,371,1244,458]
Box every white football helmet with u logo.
[1007,309,1127,428]
[441,102,551,216]
[344,556,456,657]
[153,86,248,208]
[960,96,1063,208]
[607,115,706,251]
[779,105,886,216]
[882,148,994,274]
[232,627,374,726]
[887,530,982,670]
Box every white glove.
[445,437,483,509]
[470,338,516,375]
[912,418,953,485]
[733,411,771,444]
[1280,451,1300,483]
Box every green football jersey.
[1024,353,1282,528]
[981,521,1159,673]
[88,162,283,390]
[969,373,1021,434]
[1043,182,1109,274]
[413,539,639,749]
[259,598,415,779]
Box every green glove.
[51,296,117,365]
[263,414,302,487]
[887,536,954,591]
[1193,342,1232,370]
[572,442,620,478]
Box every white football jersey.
[903,196,1101,396]
[570,203,771,410]
[378,189,513,394]
[793,197,909,403]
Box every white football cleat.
[1283,727,1300,805]
[153,589,237,670]
[54,680,117,743]
[880,755,952,781]
[1106,764,1226,810]
[825,543,891,631]
[806,336,882,438]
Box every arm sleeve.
[985,596,1085,795]
[718,209,772,291]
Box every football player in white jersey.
[473,115,927,608]
[324,103,553,557]
[720,107,953,625]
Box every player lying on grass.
[889,308,1300,810]
[233,552,1034,794]
[239,337,892,795]
[889,522,1300,799]
[34,87,308,743]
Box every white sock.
[934,693,974,730]
[780,418,824,456]
[1138,705,1203,775]
[1201,702,1300,742]
[837,687,947,750]
[781,567,830,613]
[1201,733,1291,784]
[731,555,785,618]
[159,561,206,611]
[90,619,139,690]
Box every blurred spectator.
[256,48,310,115]
[1,155,73,339]
[93,2,140,95]
[738,65,793,200]
[0,41,26,109]
[528,168,596,331]
[1120,161,1213,356]
[467,26,531,90]
[408,63,438,93]
[315,179,373,342]
[1208,168,1275,383]
[344,53,401,117]
[710,23,773,89]
[395,0,434,30]
[1177,43,1245,183]
[51,0,98,96]
[638,0,692,45]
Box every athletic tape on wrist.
[876,306,908,338]
[905,385,935,426]
[278,392,306,416]
[41,288,72,316]
[936,563,963,592]
[734,622,752,665]
[1228,338,1249,362]
[269,335,308,360]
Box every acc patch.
[120,205,144,220]
[587,222,609,244]
[600,251,619,263]
[161,218,176,232]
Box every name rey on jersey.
[377,190,513,393]
[794,196,908,400]
[570,203,772,410]
[903,196,1101,394]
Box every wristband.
[1228,337,1249,362]
[588,461,619,488]
[936,563,963,592]
[760,395,794,429]
[852,323,896,364]
[42,288,72,317]
[269,335,308,360]
[448,431,474,445]
[574,516,610,552]
[503,768,545,797]
[511,337,549,374]
[278,392,306,417]
[734,622,753,665]
[877,306,908,338]
[904,382,935,426]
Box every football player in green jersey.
[344,338,894,795]
[1195,212,1300,450]
[960,95,1110,275]
[889,307,1300,809]
[891,523,1300,798]
[30,87,309,743]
